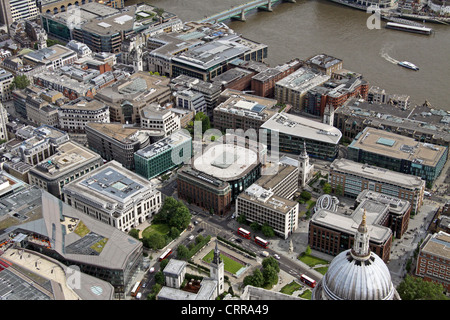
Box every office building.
[304,76,369,116]
[134,130,192,180]
[334,98,450,149]
[58,97,110,134]
[329,158,425,213]
[415,231,450,292]
[62,160,162,232]
[348,127,448,186]
[169,75,222,118]
[28,140,103,199]
[177,166,232,216]
[0,188,143,298]
[0,0,39,26]
[236,163,299,239]
[94,71,171,124]
[248,58,303,98]
[139,103,180,137]
[171,35,267,82]
[213,89,278,133]
[22,45,78,71]
[0,68,14,102]
[306,54,343,76]
[274,67,330,112]
[191,141,262,201]
[85,122,157,171]
[355,189,412,239]
[260,112,342,160]
[175,89,207,114]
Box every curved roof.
[320,250,396,300]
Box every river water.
[129,0,450,110]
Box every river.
[127,0,450,110]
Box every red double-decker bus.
[254,236,269,248]
[237,227,251,239]
[300,274,316,288]
[159,248,173,261]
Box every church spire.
[351,209,371,260]
[212,239,222,264]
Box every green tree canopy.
[262,256,280,273]
[261,223,275,238]
[397,275,448,300]
[128,228,140,240]
[300,191,312,201]
[142,233,166,250]
[10,75,30,90]
[177,244,189,260]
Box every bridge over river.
[198,0,296,23]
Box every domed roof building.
[312,210,401,300]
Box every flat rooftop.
[171,35,251,70]
[215,90,278,121]
[275,67,330,92]
[261,112,342,145]
[31,141,101,179]
[79,167,145,203]
[135,130,191,159]
[239,184,297,214]
[349,127,447,167]
[421,231,450,259]
[312,198,393,245]
[330,158,425,189]
[192,143,259,181]
[95,72,170,105]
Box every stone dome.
[311,210,400,300]
[318,250,396,300]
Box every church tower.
[210,239,225,296]
[298,141,313,188]
[351,209,371,260]
[323,104,335,126]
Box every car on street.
[235,238,242,243]
[274,254,280,260]
[149,267,155,273]
[197,228,204,233]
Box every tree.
[323,182,332,194]
[10,75,30,90]
[262,256,280,273]
[155,197,192,231]
[305,245,312,256]
[250,222,261,232]
[261,223,275,238]
[397,275,448,300]
[142,233,166,250]
[300,191,311,201]
[154,272,165,286]
[128,228,140,240]
[236,213,247,225]
[262,265,278,287]
[177,244,189,260]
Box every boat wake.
[380,46,399,65]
